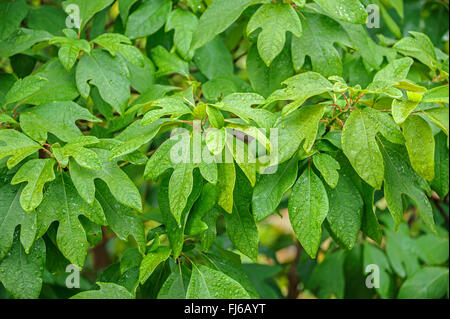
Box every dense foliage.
[0,0,449,299]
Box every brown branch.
[287,241,303,299]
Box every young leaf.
[313,153,340,189]
[342,108,384,189]
[11,159,55,212]
[49,29,91,71]
[169,164,194,225]
[0,130,41,169]
[141,97,192,125]
[92,33,145,67]
[289,166,329,258]
[402,114,435,181]
[394,31,439,71]
[52,136,101,169]
[267,72,333,116]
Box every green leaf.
[324,163,363,250]
[20,101,101,145]
[0,28,52,58]
[11,159,55,212]
[36,173,106,267]
[92,33,145,67]
[204,250,259,298]
[17,59,80,105]
[398,267,449,299]
[402,114,435,181]
[213,93,275,128]
[110,119,167,160]
[166,9,198,59]
[0,235,45,299]
[224,168,259,261]
[141,97,192,125]
[422,86,450,104]
[424,106,449,136]
[342,108,384,189]
[193,37,233,80]
[363,243,395,298]
[392,98,421,125]
[125,0,172,39]
[62,0,114,30]
[379,138,436,233]
[0,0,28,40]
[5,75,48,105]
[157,264,191,299]
[71,282,134,299]
[225,133,256,187]
[151,45,189,78]
[394,31,439,71]
[69,148,142,211]
[275,104,326,163]
[363,107,405,144]
[431,132,449,199]
[169,164,194,224]
[384,224,420,278]
[0,184,37,260]
[158,169,203,259]
[267,72,333,116]
[144,138,179,181]
[291,11,350,77]
[191,0,264,51]
[49,29,91,71]
[186,264,250,299]
[53,136,101,169]
[139,246,172,284]
[247,43,294,98]
[416,234,449,266]
[216,161,236,214]
[247,3,302,66]
[0,130,41,169]
[95,180,146,253]
[312,0,368,24]
[289,166,329,258]
[313,153,340,189]
[373,57,414,84]
[307,250,345,298]
[118,0,139,24]
[252,158,298,221]
[76,49,130,114]
[186,183,218,236]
